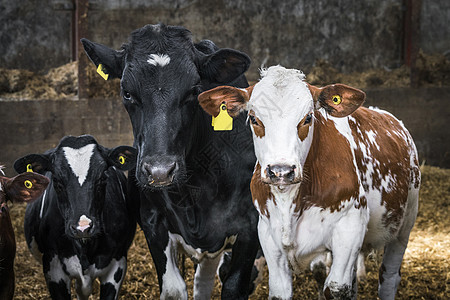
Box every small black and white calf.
[14,135,137,300]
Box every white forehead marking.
[248,65,312,120]
[147,53,170,67]
[63,144,96,186]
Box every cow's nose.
[142,161,177,186]
[266,164,296,184]
[69,223,96,239]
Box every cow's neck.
[296,111,360,215]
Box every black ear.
[81,38,125,79]
[195,39,219,55]
[14,154,51,175]
[108,146,137,171]
[200,48,251,85]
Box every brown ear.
[308,83,365,117]
[5,172,49,203]
[198,85,254,118]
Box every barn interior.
[1,0,449,299]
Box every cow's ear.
[5,172,49,203]
[199,49,251,84]
[81,38,124,79]
[308,83,366,117]
[107,146,137,171]
[198,85,254,118]
[14,154,51,175]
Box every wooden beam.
[76,0,89,98]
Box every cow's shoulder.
[295,112,361,213]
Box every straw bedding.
[9,165,449,299]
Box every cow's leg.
[258,220,292,300]
[99,257,127,300]
[142,223,187,299]
[193,254,222,299]
[44,254,71,300]
[74,277,93,300]
[221,231,259,299]
[218,249,265,295]
[324,209,367,300]
[378,189,418,300]
[140,198,187,300]
[310,252,331,300]
[356,252,366,283]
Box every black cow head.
[81,23,250,188]
[14,135,137,240]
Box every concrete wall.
[0,97,133,177]
[1,0,449,79]
[0,0,72,73]
[1,87,449,177]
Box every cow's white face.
[247,67,314,184]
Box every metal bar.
[76,0,89,98]
[403,0,422,87]
[409,0,422,88]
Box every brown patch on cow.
[297,114,312,141]
[5,173,49,203]
[318,84,365,117]
[0,184,17,300]
[308,83,365,117]
[248,110,265,138]
[349,107,417,233]
[250,163,274,217]
[294,112,362,214]
[307,83,322,102]
[198,85,253,118]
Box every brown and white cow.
[0,167,49,300]
[198,66,420,299]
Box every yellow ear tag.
[26,164,33,172]
[332,95,342,105]
[212,103,233,131]
[119,155,126,165]
[97,64,109,81]
[24,180,33,189]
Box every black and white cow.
[14,135,137,300]
[82,24,259,299]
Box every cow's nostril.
[144,161,177,186]
[167,162,176,178]
[287,169,295,181]
[142,162,152,175]
[266,165,276,179]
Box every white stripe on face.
[63,144,96,186]
[147,53,171,67]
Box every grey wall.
[0,0,72,73]
[1,87,449,177]
[1,0,449,80]
[0,97,133,177]
[421,0,450,55]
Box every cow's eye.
[123,91,132,101]
[249,115,258,125]
[304,114,312,125]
